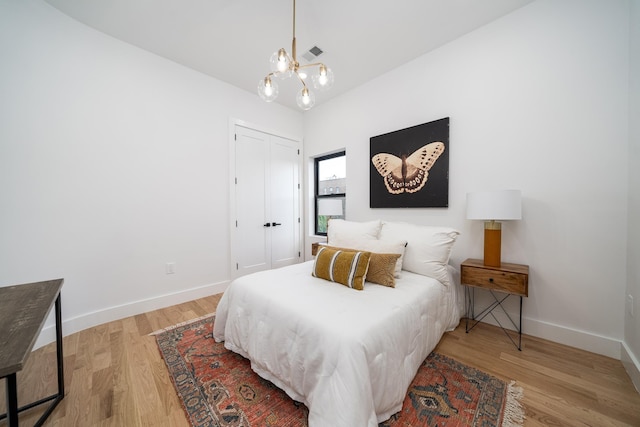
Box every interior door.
[233,125,301,277]
[269,135,300,269]
[235,126,269,276]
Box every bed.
[213,220,461,427]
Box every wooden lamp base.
[483,221,502,267]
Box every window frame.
[314,151,346,236]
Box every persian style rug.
[154,315,524,427]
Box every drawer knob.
[489,278,494,283]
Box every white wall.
[304,0,631,359]
[0,0,302,345]
[2,0,636,369]
[624,0,640,390]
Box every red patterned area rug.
[154,315,524,427]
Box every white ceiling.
[45,0,534,110]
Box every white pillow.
[327,219,382,243]
[379,221,459,286]
[328,237,407,277]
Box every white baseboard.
[523,317,622,359]
[477,315,622,359]
[621,342,640,393]
[33,280,229,349]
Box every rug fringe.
[149,312,215,336]
[502,380,525,427]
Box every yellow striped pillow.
[312,247,371,290]
[321,245,401,287]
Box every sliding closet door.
[232,125,301,277]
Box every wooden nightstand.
[460,258,529,350]
[311,242,321,256]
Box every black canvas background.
[369,117,449,208]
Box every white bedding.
[213,261,460,427]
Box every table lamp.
[466,190,521,267]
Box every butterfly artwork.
[371,142,445,195]
[369,117,449,208]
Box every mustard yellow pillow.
[322,245,400,287]
[312,247,371,290]
[364,252,402,287]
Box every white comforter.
[213,261,460,427]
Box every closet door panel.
[270,136,300,269]
[234,126,270,276]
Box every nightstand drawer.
[461,265,528,296]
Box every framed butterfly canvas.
[370,117,449,208]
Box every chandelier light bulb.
[301,88,310,105]
[277,49,289,72]
[312,64,334,91]
[296,87,315,110]
[319,65,328,82]
[270,49,292,78]
[257,76,279,102]
[264,83,273,97]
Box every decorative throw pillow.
[327,238,407,278]
[322,245,401,287]
[312,247,371,290]
[327,219,382,243]
[365,252,401,287]
[379,221,460,287]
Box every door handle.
[272,222,282,227]
[263,223,271,227]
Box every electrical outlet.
[628,295,634,318]
[166,262,176,274]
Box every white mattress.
[213,261,460,427]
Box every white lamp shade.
[466,190,522,220]
[318,198,343,216]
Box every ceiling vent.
[301,46,324,63]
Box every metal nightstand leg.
[465,286,523,351]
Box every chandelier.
[257,0,334,110]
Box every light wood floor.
[2,293,639,426]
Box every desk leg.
[6,373,18,427]
[33,293,65,427]
[55,294,65,397]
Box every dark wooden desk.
[0,279,65,427]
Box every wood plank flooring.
[1,293,639,426]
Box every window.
[315,151,346,235]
